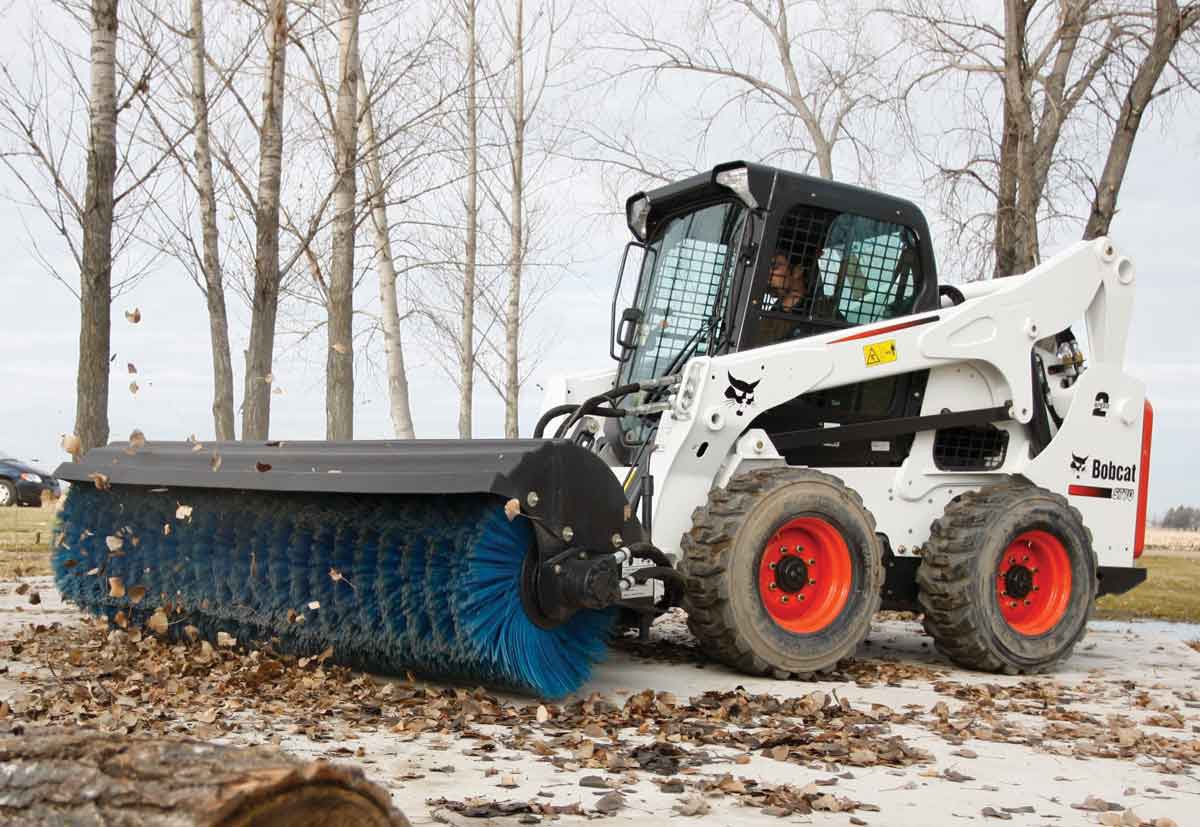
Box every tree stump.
[0,730,410,826]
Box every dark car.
[0,449,62,507]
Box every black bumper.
[1097,565,1147,597]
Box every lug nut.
[769,582,777,591]
[1010,601,1018,608]
[779,546,787,554]
[1024,600,1032,606]
[1032,585,1039,592]
[808,578,816,586]
[769,562,777,570]
[807,558,816,566]
[781,595,790,604]
[1023,555,1030,562]
[795,545,803,552]
[1031,568,1038,574]
[798,594,805,601]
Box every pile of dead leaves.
[927,679,1200,771]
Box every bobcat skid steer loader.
[537,161,1152,677]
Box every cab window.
[751,204,922,346]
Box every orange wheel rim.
[996,530,1072,635]
[757,516,853,634]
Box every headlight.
[715,164,759,209]
[19,472,42,483]
[626,194,651,241]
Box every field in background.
[1,505,1198,621]
[0,503,55,578]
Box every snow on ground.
[1,578,1197,827]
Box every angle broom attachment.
[52,439,642,698]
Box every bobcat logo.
[1070,453,1088,476]
[1092,391,1110,417]
[724,372,761,417]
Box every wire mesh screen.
[631,238,729,380]
[759,204,922,334]
[933,426,1009,471]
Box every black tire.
[917,480,1096,674]
[0,480,16,508]
[678,468,883,678]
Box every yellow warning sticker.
[863,339,897,367]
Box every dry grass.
[1095,554,1200,622]
[0,503,55,578]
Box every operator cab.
[610,162,940,466]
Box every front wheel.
[917,480,1096,674]
[679,468,883,678]
[0,480,16,508]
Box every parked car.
[0,449,62,507]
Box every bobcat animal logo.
[1070,453,1088,476]
[1092,391,1110,417]
[724,372,761,417]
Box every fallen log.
[0,730,410,826]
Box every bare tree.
[503,0,526,439]
[325,0,360,440]
[189,0,236,440]
[459,0,479,438]
[75,0,121,453]
[604,0,897,180]
[358,60,416,439]
[1084,0,1200,238]
[242,0,289,440]
[895,0,1200,278]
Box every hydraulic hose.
[554,382,643,438]
[534,404,628,439]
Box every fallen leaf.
[127,362,137,374]
[536,704,550,723]
[147,608,169,635]
[88,472,111,491]
[28,591,40,605]
[183,625,200,642]
[62,433,82,460]
[216,631,237,648]
[594,792,624,814]
[498,774,519,788]
[15,583,29,595]
[113,610,128,629]
[127,429,146,453]
[108,577,125,598]
[673,796,710,816]
[106,535,124,552]
[196,708,218,724]
[255,461,272,472]
[129,381,139,395]
[981,807,1013,821]
[128,585,146,604]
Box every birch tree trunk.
[75,0,119,454]
[190,0,236,440]
[242,0,288,441]
[459,0,478,439]
[326,0,359,440]
[359,66,415,439]
[504,0,525,439]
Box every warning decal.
[863,339,897,367]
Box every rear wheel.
[679,468,883,678]
[918,480,1096,674]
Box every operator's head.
[768,253,791,291]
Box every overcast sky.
[0,1,1196,520]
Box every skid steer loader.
[52,161,1152,695]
